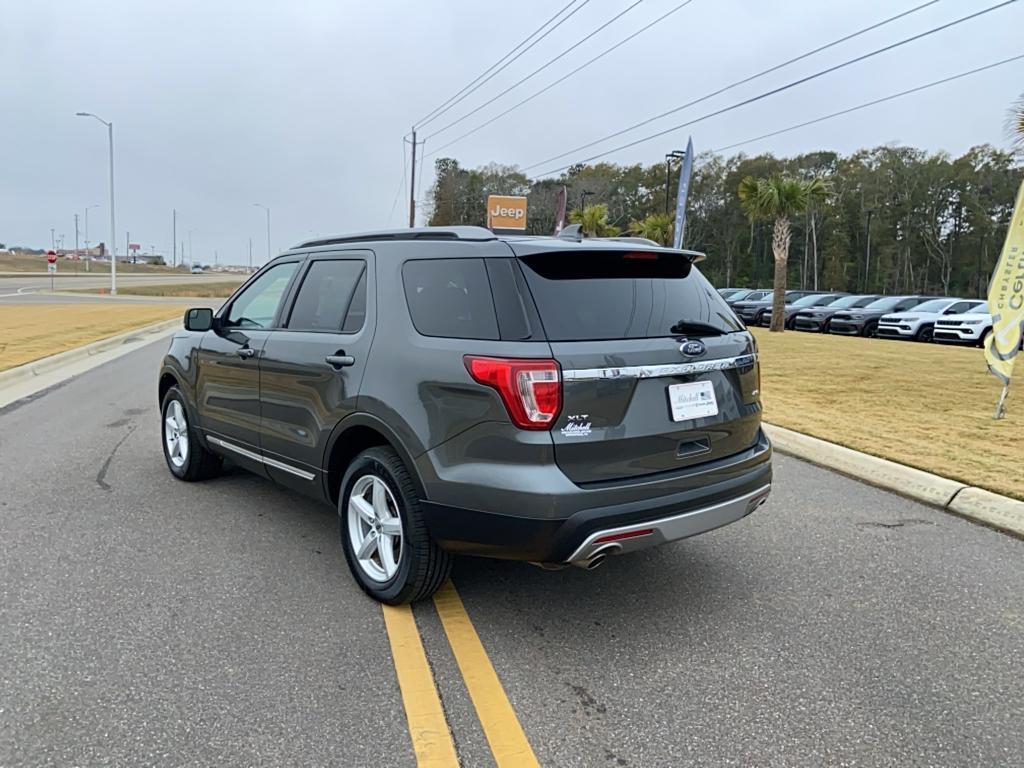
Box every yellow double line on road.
[382,581,540,767]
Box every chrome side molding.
[562,353,757,382]
[206,436,316,481]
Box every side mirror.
[184,307,214,332]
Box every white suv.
[876,298,985,342]
[933,304,992,346]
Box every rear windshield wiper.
[669,320,726,336]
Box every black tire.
[979,327,992,348]
[339,447,452,605]
[915,324,934,343]
[161,387,222,481]
[862,320,878,338]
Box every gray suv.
[158,227,772,603]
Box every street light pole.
[76,112,117,294]
[253,203,271,264]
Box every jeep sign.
[486,195,528,231]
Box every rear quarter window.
[402,258,499,340]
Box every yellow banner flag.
[984,178,1024,418]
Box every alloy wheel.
[164,400,190,468]
[347,474,404,582]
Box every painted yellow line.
[433,581,540,768]
[381,603,460,768]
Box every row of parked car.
[719,288,993,345]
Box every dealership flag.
[983,178,1024,419]
[672,136,695,249]
[553,186,567,235]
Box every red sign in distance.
[47,250,57,264]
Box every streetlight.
[665,150,685,215]
[76,112,117,294]
[253,203,271,265]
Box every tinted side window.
[402,258,499,340]
[287,260,366,332]
[224,262,298,328]
[946,301,972,314]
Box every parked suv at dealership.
[732,290,820,326]
[933,304,993,346]
[158,227,771,603]
[759,292,847,329]
[792,295,880,332]
[876,298,986,342]
[828,295,935,337]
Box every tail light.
[464,356,561,430]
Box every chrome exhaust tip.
[571,543,623,570]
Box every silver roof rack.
[295,226,496,249]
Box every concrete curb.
[0,318,181,389]
[763,423,1024,538]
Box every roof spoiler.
[555,225,706,262]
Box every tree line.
[427,144,1022,298]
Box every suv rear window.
[403,258,499,340]
[518,250,742,341]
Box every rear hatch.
[512,243,762,485]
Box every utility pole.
[253,204,271,263]
[863,209,874,292]
[408,128,418,228]
[74,214,80,260]
[172,209,176,268]
[248,237,253,272]
[664,150,684,215]
[126,232,130,264]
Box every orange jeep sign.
[487,195,528,230]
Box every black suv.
[159,227,772,603]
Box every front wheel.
[862,321,878,338]
[915,324,934,343]
[161,387,222,481]
[339,447,452,604]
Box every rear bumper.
[419,432,772,563]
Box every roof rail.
[295,226,496,249]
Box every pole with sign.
[47,250,57,291]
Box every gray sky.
[3,0,1022,264]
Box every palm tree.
[568,203,620,238]
[1010,92,1024,152]
[737,175,829,332]
[629,213,673,246]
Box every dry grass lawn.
[0,304,182,371]
[68,281,240,298]
[753,328,1023,500]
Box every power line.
[709,53,1024,154]
[524,0,942,171]
[415,0,589,129]
[532,0,1018,176]
[425,0,648,140]
[426,0,697,159]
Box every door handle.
[325,354,355,369]
[236,347,257,359]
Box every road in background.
[0,273,243,305]
[1,342,1022,766]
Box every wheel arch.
[322,414,426,505]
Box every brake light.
[594,529,654,544]
[464,356,561,430]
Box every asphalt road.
[0,273,241,305]
[1,340,1022,766]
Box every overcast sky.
[3,0,1022,264]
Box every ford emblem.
[680,340,706,357]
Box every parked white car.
[933,305,993,346]
[876,298,986,342]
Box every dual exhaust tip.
[571,543,623,571]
